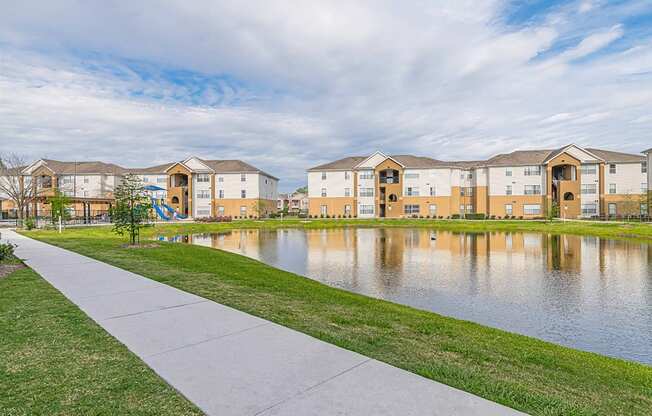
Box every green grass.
[0,265,203,415]
[22,225,652,416]
[142,218,652,244]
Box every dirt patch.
[0,263,26,279]
[121,243,161,249]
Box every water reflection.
[159,228,652,364]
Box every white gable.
[182,156,213,172]
[563,145,602,163]
[355,151,404,169]
[22,159,49,175]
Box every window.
[581,204,597,216]
[157,177,166,183]
[359,171,373,180]
[505,168,512,177]
[321,172,327,180]
[642,183,648,194]
[505,185,512,195]
[83,191,89,197]
[359,188,374,197]
[459,204,465,212]
[404,173,419,179]
[429,186,436,196]
[321,188,327,197]
[218,206,225,216]
[345,171,351,180]
[468,173,473,180]
[641,204,648,216]
[63,190,74,197]
[83,177,89,184]
[359,205,374,215]
[466,204,473,213]
[609,164,616,174]
[643,162,648,174]
[609,183,616,194]
[580,165,597,175]
[61,176,73,185]
[524,185,541,195]
[197,174,210,183]
[523,204,541,215]
[240,206,247,217]
[344,204,351,215]
[197,209,210,216]
[505,204,513,216]
[429,204,437,216]
[524,166,541,176]
[581,184,597,194]
[197,190,210,199]
[218,189,224,198]
[460,187,474,196]
[405,187,419,196]
[404,204,420,214]
[218,176,224,183]
[608,203,616,216]
[241,189,246,198]
[241,173,247,182]
[344,188,351,197]
[320,205,328,216]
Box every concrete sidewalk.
[3,230,526,416]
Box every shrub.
[23,217,36,230]
[451,214,460,219]
[0,242,16,261]
[518,216,524,220]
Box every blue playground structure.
[144,185,188,221]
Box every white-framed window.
[523,204,541,215]
[63,190,74,197]
[197,173,210,183]
[581,203,597,216]
[459,204,465,212]
[505,185,512,195]
[609,164,616,174]
[344,204,352,215]
[344,188,351,197]
[580,165,597,175]
[83,177,90,184]
[404,204,420,214]
[240,206,247,217]
[642,183,648,194]
[524,166,541,176]
[218,189,224,198]
[321,188,327,197]
[359,188,374,197]
[320,205,328,216]
[405,187,419,196]
[321,172,327,180]
[218,206,225,216]
[524,185,541,195]
[505,168,512,177]
[157,177,166,183]
[609,183,616,194]
[345,171,351,180]
[197,209,210,216]
[641,204,648,215]
[359,171,373,180]
[218,176,224,183]
[460,187,473,196]
[404,173,419,179]
[197,190,210,199]
[466,204,473,213]
[142,176,149,183]
[643,162,648,174]
[83,191,89,197]
[241,173,247,182]
[608,203,616,216]
[61,176,73,185]
[241,189,246,198]
[505,204,513,215]
[581,184,597,194]
[429,186,436,196]
[429,204,437,216]
[468,172,473,180]
[359,204,373,215]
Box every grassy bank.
[22,226,652,416]
[0,264,202,415]
[142,218,652,243]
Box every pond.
[158,228,652,365]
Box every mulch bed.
[0,263,26,279]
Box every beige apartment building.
[1,156,278,219]
[307,145,648,219]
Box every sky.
[1,0,651,191]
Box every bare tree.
[0,153,37,219]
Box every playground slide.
[162,203,188,219]
[151,198,171,221]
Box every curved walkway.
[2,230,526,416]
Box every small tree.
[251,199,269,218]
[48,190,71,224]
[295,186,308,194]
[546,200,559,223]
[112,174,151,245]
[0,153,43,220]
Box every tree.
[546,200,559,223]
[295,186,308,194]
[112,174,151,245]
[250,199,269,218]
[48,190,71,224]
[0,153,41,220]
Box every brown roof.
[127,163,174,174]
[307,156,368,171]
[201,159,278,180]
[484,150,554,167]
[40,159,127,175]
[585,148,645,163]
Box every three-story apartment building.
[2,156,278,219]
[307,145,648,219]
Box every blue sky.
[1,0,651,191]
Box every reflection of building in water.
[544,234,582,272]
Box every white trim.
[543,144,604,164]
[353,151,405,169]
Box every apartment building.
[2,156,278,219]
[307,145,648,219]
[277,191,309,214]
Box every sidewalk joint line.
[101,300,210,321]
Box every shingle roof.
[127,163,174,174]
[202,159,278,180]
[40,159,127,175]
[307,156,368,171]
[484,150,554,167]
[585,148,645,163]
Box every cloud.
[0,1,651,191]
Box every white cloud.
[0,1,651,191]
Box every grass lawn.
[22,225,652,416]
[0,261,202,415]
[141,218,652,243]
